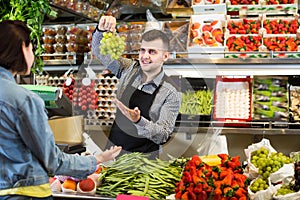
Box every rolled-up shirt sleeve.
[16,94,97,179]
[134,88,182,144]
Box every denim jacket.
[0,66,97,191]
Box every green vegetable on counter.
[96,153,183,199]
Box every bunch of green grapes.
[251,147,292,179]
[250,177,269,193]
[100,32,125,60]
[276,184,295,196]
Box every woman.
[0,20,121,199]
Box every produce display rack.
[41,53,78,65]
[49,2,100,23]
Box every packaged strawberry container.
[225,15,263,35]
[261,14,300,35]
[224,34,268,58]
[262,34,300,58]
[260,0,298,14]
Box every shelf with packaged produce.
[43,53,300,79]
[49,1,106,23]
[163,57,300,78]
[70,52,300,77]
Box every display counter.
[53,192,114,199]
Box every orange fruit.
[62,179,76,191]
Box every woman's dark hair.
[142,29,170,51]
[0,20,32,73]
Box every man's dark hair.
[142,29,170,51]
[0,20,32,73]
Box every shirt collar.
[0,66,15,82]
[137,68,165,88]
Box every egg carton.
[35,75,50,85]
[213,76,252,126]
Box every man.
[92,16,182,159]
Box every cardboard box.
[192,4,227,14]
[187,14,226,58]
[48,115,84,145]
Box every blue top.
[0,66,97,190]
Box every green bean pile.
[96,153,183,199]
[179,90,213,115]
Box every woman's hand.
[113,98,141,123]
[95,146,122,164]
[98,15,116,32]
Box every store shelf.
[43,55,300,80]
[164,58,300,77]
[79,56,300,77]
[43,65,79,71]
[84,120,300,135]
[50,2,100,23]
[85,125,300,135]
[175,127,300,135]
[174,122,300,135]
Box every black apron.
[106,74,163,159]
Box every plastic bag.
[273,177,300,200]
[270,163,294,184]
[273,189,300,200]
[244,138,277,179]
[248,177,279,200]
[196,127,228,156]
[144,9,164,32]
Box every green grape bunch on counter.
[99,32,126,60]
